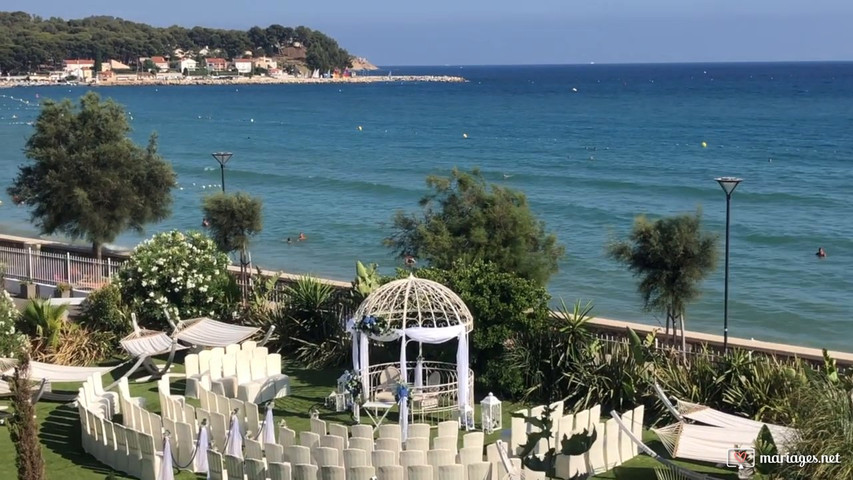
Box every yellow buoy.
[463,133,468,139]
[701,141,708,148]
[358,125,363,131]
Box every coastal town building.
[206,57,227,71]
[62,59,95,80]
[234,58,253,74]
[253,57,278,70]
[100,59,131,72]
[150,56,169,71]
[179,58,198,72]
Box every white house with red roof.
[150,56,170,71]
[206,57,227,71]
[62,59,95,80]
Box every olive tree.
[8,92,176,259]
[202,192,263,301]
[608,210,718,351]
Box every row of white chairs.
[509,403,645,477]
[185,342,290,404]
[208,455,493,480]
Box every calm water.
[1,63,852,350]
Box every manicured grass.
[0,358,737,480]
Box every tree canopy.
[385,168,565,285]
[202,192,263,255]
[8,92,176,257]
[0,12,352,74]
[608,210,718,349]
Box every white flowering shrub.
[117,230,233,329]
[0,290,27,357]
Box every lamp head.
[715,177,742,196]
[212,152,233,166]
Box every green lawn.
[0,358,737,480]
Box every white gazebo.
[349,274,474,428]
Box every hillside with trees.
[0,11,353,75]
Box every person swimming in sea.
[286,237,292,245]
[202,217,210,228]
[816,247,827,258]
[298,232,306,241]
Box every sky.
[5,0,853,65]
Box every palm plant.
[282,276,348,368]
[781,377,853,479]
[608,210,717,353]
[21,299,68,351]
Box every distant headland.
[0,11,465,87]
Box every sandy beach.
[0,74,467,89]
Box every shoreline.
[0,74,467,89]
[1,231,852,363]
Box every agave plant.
[21,299,68,351]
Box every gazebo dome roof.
[353,275,473,332]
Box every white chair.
[372,449,398,467]
[408,423,431,439]
[437,421,458,440]
[378,424,402,440]
[348,437,374,452]
[631,405,645,458]
[226,343,241,356]
[199,349,213,375]
[438,464,465,480]
[266,441,286,463]
[432,436,458,453]
[408,465,433,480]
[241,340,258,352]
[124,428,143,478]
[301,431,321,449]
[376,437,402,454]
[467,462,491,480]
[221,352,239,397]
[100,420,118,470]
[287,445,313,465]
[246,457,268,480]
[459,446,482,465]
[618,410,634,464]
[185,353,202,397]
[117,377,147,409]
[226,454,246,480]
[328,424,349,448]
[245,401,261,437]
[293,463,319,480]
[348,465,376,480]
[311,418,328,436]
[350,424,373,439]
[209,355,227,396]
[462,432,484,451]
[427,450,456,472]
[319,465,345,480]
[269,462,293,480]
[264,353,291,399]
[139,432,163,480]
[343,448,370,469]
[320,435,346,466]
[246,437,265,460]
[400,449,425,468]
[280,425,297,448]
[91,373,119,415]
[208,449,225,480]
[210,411,229,452]
[112,423,130,474]
[405,437,429,452]
[313,446,340,467]
[237,351,262,402]
[175,421,196,469]
[379,465,405,480]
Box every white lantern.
[337,373,350,394]
[325,391,337,409]
[481,392,502,434]
[459,404,475,431]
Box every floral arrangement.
[354,315,389,337]
[394,381,411,406]
[341,370,363,402]
[0,290,27,357]
[116,230,232,329]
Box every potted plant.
[56,282,72,299]
[20,280,36,299]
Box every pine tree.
[9,353,46,480]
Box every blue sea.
[1,63,852,351]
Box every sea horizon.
[2,62,851,351]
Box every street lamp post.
[211,152,233,192]
[715,177,742,352]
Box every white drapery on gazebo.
[348,275,474,431]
